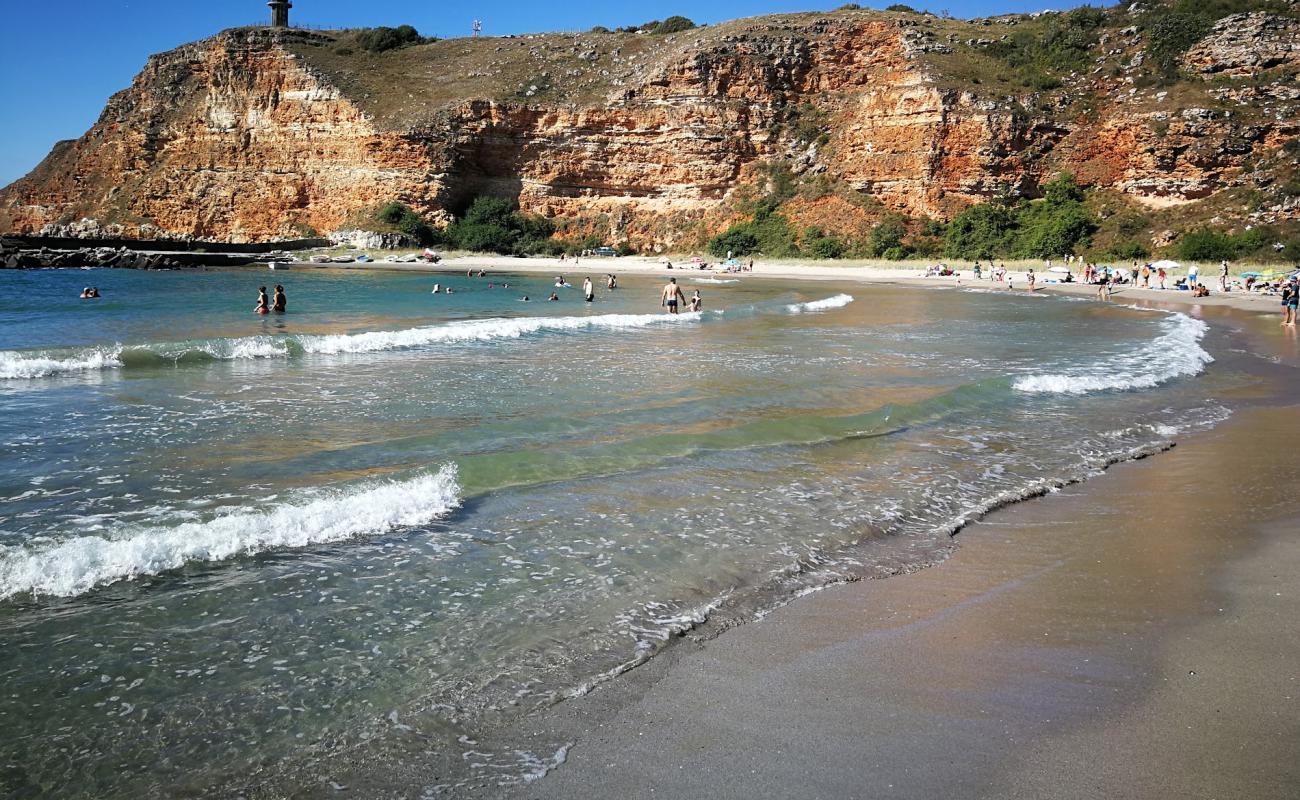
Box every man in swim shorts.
[661,278,685,314]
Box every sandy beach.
[479,307,1300,800]
[237,263,1292,798]
[292,253,1297,317]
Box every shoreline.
[481,307,1300,799]
[279,253,1293,317]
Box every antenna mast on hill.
[472,20,482,37]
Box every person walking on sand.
[583,277,595,303]
[272,284,286,313]
[1157,266,1167,290]
[254,286,270,314]
[1219,260,1230,292]
[661,277,685,314]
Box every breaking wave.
[0,464,461,600]
[0,312,705,379]
[786,294,854,314]
[1013,311,1211,395]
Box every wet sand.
[486,312,1300,799]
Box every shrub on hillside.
[1104,240,1151,260]
[1176,227,1236,261]
[356,25,426,53]
[943,203,1016,260]
[443,196,558,255]
[1014,202,1097,258]
[374,201,438,246]
[809,235,847,259]
[868,217,908,257]
[941,173,1098,259]
[652,16,696,35]
[980,7,1107,90]
[708,227,760,258]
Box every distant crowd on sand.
[926,254,1300,305]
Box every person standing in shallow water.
[690,290,703,312]
[583,277,594,303]
[254,286,269,314]
[272,284,286,313]
[661,277,685,314]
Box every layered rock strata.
[1,11,1297,246]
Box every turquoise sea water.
[0,266,1231,796]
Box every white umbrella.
[1048,266,1071,274]
[1150,259,1180,269]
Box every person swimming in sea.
[547,291,559,301]
[272,284,286,312]
[432,283,442,294]
[254,286,270,314]
[80,287,100,299]
[520,295,530,302]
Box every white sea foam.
[786,294,854,314]
[0,312,703,379]
[693,277,740,284]
[1013,311,1212,395]
[0,348,124,379]
[296,311,701,355]
[0,464,461,600]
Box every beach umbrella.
[1150,259,1180,269]
[1240,271,1261,278]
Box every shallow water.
[0,266,1238,796]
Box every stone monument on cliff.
[268,0,291,27]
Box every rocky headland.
[1,2,1297,258]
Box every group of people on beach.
[254,285,286,314]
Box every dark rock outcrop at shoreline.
[0,239,257,270]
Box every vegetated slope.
[0,2,1296,260]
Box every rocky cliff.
[1,3,1297,249]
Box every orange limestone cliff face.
[0,30,433,241]
[1,12,1296,245]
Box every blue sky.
[0,1,1090,187]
